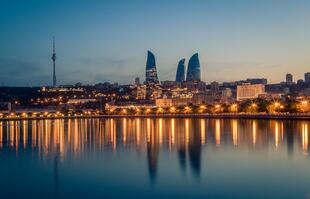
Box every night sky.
[1,0,310,86]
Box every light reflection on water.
[0,118,309,198]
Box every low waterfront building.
[155,96,172,108]
[237,83,265,101]
[105,103,156,111]
[67,98,97,104]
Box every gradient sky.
[1,0,310,86]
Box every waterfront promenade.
[0,113,309,121]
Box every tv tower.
[52,37,57,87]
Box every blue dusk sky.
[0,0,310,86]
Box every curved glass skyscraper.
[145,50,159,84]
[175,58,185,82]
[186,53,201,81]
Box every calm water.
[0,118,309,199]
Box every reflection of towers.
[51,37,57,87]
[54,142,60,198]
[188,119,202,177]
[146,119,159,182]
[175,119,187,173]
[176,119,202,177]
[283,121,294,156]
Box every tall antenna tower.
[52,37,57,87]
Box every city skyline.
[1,0,310,86]
[0,2,309,199]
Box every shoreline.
[0,113,309,121]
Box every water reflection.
[0,118,309,182]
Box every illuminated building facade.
[155,96,173,108]
[237,83,265,101]
[136,85,147,100]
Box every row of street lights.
[109,100,309,115]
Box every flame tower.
[186,53,201,82]
[176,58,185,82]
[52,37,57,87]
[145,50,159,85]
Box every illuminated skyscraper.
[51,37,57,87]
[186,53,201,81]
[145,51,159,84]
[175,58,185,82]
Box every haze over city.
[1,0,310,86]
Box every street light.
[184,106,191,113]
[231,104,238,112]
[170,107,176,113]
[157,107,163,113]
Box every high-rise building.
[286,73,293,84]
[305,72,310,83]
[51,37,57,87]
[134,77,140,86]
[175,58,185,82]
[186,53,201,82]
[145,51,159,85]
[210,81,219,92]
[236,83,265,101]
